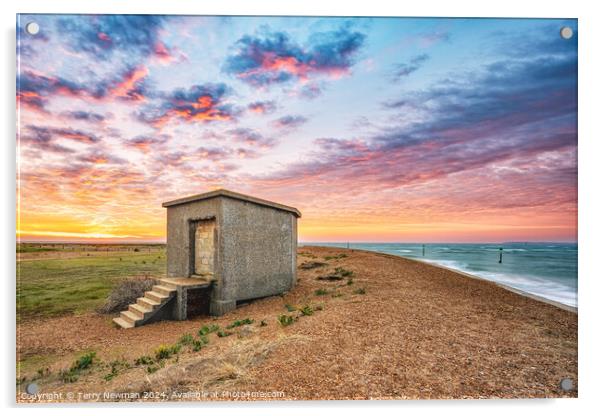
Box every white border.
[3,1,601,415]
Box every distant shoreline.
[408,255,578,314]
[317,246,578,314]
[300,241,577,245]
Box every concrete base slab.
[210,299,236,316]
[155,278,216,320]
[160,277,213,287]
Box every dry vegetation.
[115,335,309,400]
[17,246,577,401]
[96,276,158,314]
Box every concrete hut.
[113,189,301,329]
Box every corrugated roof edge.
[162,189,301,218]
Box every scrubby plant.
[198,323,220,336]
[154,344,181,360]
[73,351,96,371]
[354,287,366,295]
[226,318,254,329]
[299,305,314,316]
[316,267,353,281]
[334,267,353,277]
[314,288,328,296]
[191,339,205,352]
[97,276,157,314]
[103,359,130,381]
[60,351,96,383]
[178,333,194,346]
[60,370,79,383]
[134,355,154,366]
[347,278,354,286]
[278,314,296,326]
[103,370,116,382]
[217,330,233,337]
[284,303,296,312]
[36,367,50,379]
[260,320,268,327]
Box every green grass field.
[17,248,166,320]
[16,245,59,253]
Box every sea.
[304,242,578,308]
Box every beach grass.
[16,248,166,320]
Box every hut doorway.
[191,219,215,278]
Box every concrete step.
[190,274,215,283]
[153,285,176,296]
[160,281,178,290]
[145,290,169,303]
[137,297,160,309]
[115,282,178,329]
[113,317,134,329]
[120,310,142,325]
[129,303,152,318]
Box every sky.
[16,15,578,243]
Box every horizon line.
[17,240,578,245]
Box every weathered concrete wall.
[165,198,221,278]
[218,197,297,303]
[165,194,298,316]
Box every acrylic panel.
[16,15,577,402]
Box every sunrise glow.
[16,16,577,243]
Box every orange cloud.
[110,66,149,101]
[137,83,236,128]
